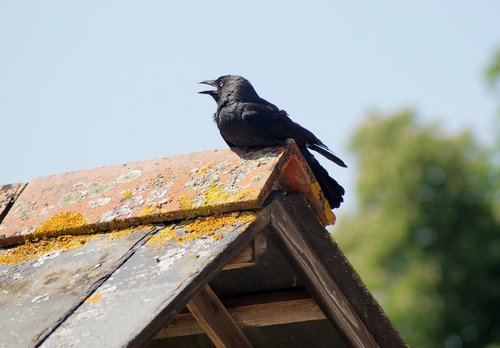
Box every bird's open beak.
[198,80,218,96]
[198,80,218,98]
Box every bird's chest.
[216,106,271,147]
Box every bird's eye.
[218,81,224,87]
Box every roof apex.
[0,142,334,246]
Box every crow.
[199,75,346,208]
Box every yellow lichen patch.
[138,205,161,217]
[146,227,177,247]
[310,182,336,225]
[202,182,231,206]
[197,164,213,175]
[177,212,257,243]
[177,195,193,210]
[95,225,153,247]
[85,293,103,303]
[121,189,133,200]
[202,184,259,208]
[310,182,322,200]
[0,235,95,265]
[324,202,336,225]
[230,188,259,202]
[33,211,88,238]
[211,233,222,241]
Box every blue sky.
[1,1,499,213]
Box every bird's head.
[199,75,260,104]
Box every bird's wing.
[241,102,347,168]
[240,103,306,143]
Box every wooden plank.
[230,298,323,328]
[223,287,311,307]
[156,289,325,339]
[222,232,267,270]
[222,243,254,270]
[268,195,406,347]
[269,197,380,348]
[187,285,253,348]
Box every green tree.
[486,48,500,149]
[485,48,500,244]
[335,110,500,347]
[485,48,500,89]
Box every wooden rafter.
[269,197,380,348]
[222,231,268,271]
[186,285,253,348]
[156,288,325,339]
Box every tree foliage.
[335,110,500,347]
[486,48,500,146]
[486,48,500,88]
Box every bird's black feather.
[199,75,346,208]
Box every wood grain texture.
[222,232,268,271]
[156,289,325,339]
[269,197,379,348]
[267,195,406,347]
[222,244,255,270]
[187,285,253,348]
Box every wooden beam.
[222,243,254,270]
[186,285,253,348]
[222,232,267,270]
[155,289,325,339]
[269,197,380,348]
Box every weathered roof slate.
[1,213,261,347]
[0,183,26,223]
[0,142,333,247]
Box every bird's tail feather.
[307,143,347,168]
[300,148,345,209]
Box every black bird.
[199,75,346,208]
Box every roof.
[0,142,405,348]
[0,142,333,247]
[0,183,25,222]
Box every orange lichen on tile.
[211,233,223,241]
[310,182,321,200]
[310,182,335,225]
[176,212,257,243]
[146,227,177,247]
[0,235,95,265]
[33,211,88,238]
[138,205,161,217]
[323,204,336,225]
[0,225,153,265]
[230,189,259,202]
[177,196,193,210]
[85,293,103,303]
